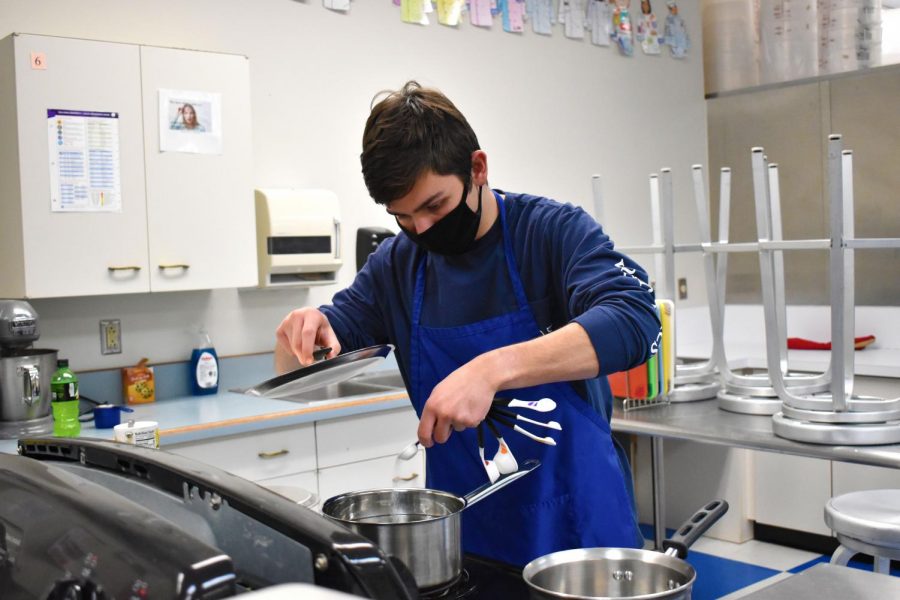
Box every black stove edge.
[18,437,416,600]
[461,553,530,599]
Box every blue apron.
[409,193,642,567]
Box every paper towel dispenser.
[255,189,342,287]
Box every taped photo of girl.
[169,101,207,132]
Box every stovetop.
[419,554,529,599]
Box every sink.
[352,371,406,389]
[274,381,391,402]
[274,371,406,403]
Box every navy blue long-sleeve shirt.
[320,190,660,422]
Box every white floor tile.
[689,536,744,557]
[690,536,822,571]
[717,572,793,600]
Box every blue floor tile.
[685,551,781,600]
[639,522,900,597]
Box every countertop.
[612,398,900,469]
[6,338,899,461]
[679,341,900,379]
[0,387,410,454]
[13,388,900,469]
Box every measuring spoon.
[494,398,558,413]
[485,418,519,475]
[490,405,562,431]
[489,413,557,446]
[477,424,501,483]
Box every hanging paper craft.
[323,0,351,11]
[636,0,661,55]
[469,0,494,27]
[528,0,554,35]
[612,0,634,57]
[586,0,613,47]
[437,0,464,25]
[663,0,689,58]
[500,0,526,32]
[559,0,586,40]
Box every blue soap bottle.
[190,327,219,395]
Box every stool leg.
[830,545,856,566]
[874,556,891,574]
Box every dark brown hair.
[361,81,480,205]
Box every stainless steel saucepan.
[523,499,729,600]
[322,459,540,590]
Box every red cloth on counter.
[787,335,876,351]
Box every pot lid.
[244,344,394,399]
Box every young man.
[275,81,659,567]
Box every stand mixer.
[0,299,57,439]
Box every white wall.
[1,0,708,370]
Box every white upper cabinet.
[0,33,256,299]
[140,46,256,292]
[0,34,150,298]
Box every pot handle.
[463,459,540,509]
[662,499,729,559]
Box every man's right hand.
[275,308,342,373]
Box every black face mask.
[398,182,483,256]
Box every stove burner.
[419,568,476,599]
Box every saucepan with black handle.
[322,459,540,590]
[523,499,728,600]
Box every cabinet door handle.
[158,263,191,270]
[108,265,142,272]
[258,449,290,459]
[392,472,419,482]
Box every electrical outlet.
[100,319,122,355]
[678,278,688,300]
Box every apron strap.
[411,257,427,328]
[412,191,528,327]
[495,192,531,311]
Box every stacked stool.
[825,489,900,574]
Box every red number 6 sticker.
[30,52,47,70]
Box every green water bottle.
[51,359,81,437]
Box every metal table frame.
[611,398,900,551]
[600,134,900,547]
